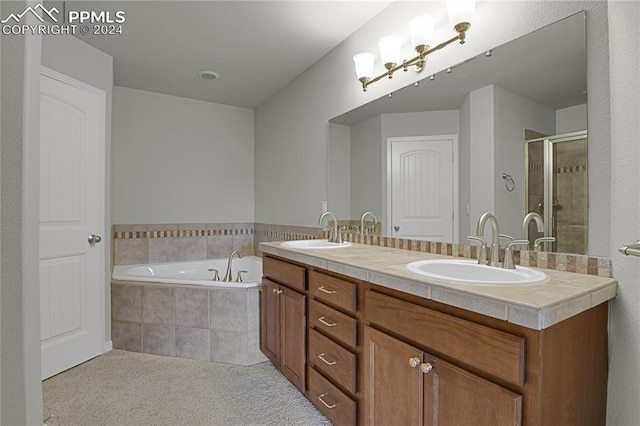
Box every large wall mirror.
[328,12,588,254]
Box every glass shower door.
[550,134,588,254]
[525,131,588,254]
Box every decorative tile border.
[112,223,612,277]
[341,232,612,278]
[113,227,253,239]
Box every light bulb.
[410,15,434,49]
[353,52,375,79]
[446,0,475,27]
[378,35,402,67]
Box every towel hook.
[502,173,515,192]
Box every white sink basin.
[406,259,548,285]
[281,239,352,249]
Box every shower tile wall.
[553,139,588,254]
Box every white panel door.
[389,136,456,241]
[40,68,105,379]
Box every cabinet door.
[364,326,423,425]
[260,279,280,366]
[280,286,306,392]
[423,355,522,426]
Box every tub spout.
[223,250,242,282]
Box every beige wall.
[112,87,255,225]
[607,1,640,424]
[0,1,43,423]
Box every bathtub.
[112,256,263,288]
[111,256,267,365]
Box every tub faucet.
[476,213,501,267]
[223,250,242,282]
[360,211,378,236]
[522,212,544,245]
[319,211,343,243]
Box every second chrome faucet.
[319,211,344,243]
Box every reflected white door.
[388,136,457,241]
[40,68,105,379]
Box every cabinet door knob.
[277,289,284,294]
[420,362,433,374]
[272,288,277,294]
[394,225,400,231]
[409,357,421,368]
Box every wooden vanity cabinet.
[363,287,609,426]
[364,326,521,425]
[260,252,609,426]
[306,269,360,426]
[260,256,307,392]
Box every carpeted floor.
[43,350,331,426]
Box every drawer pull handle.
[318,316,337,327]
[318,286,336,294]
[318,393,337,409]
[318,353,337,366]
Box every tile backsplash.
[112,222,612,277]
[112,223,254,265]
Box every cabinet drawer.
[262,256,306,291]
[365,291,525,387]
[309,299,357,349]
[308,367,356,426]
[309,270,357,313]
[309,328,357,394]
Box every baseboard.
[104,340,113,352]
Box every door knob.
[394,225,400,231]
[88,234,102,244]
[409,357,420,368]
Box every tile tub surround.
[260,241,617,330]
[112,223,256,266]
[111,282,267,365]
[112,222,612,277]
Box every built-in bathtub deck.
[111,258,266,365]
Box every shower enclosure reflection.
[525,131,588,254]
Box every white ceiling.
[62,1,392,109]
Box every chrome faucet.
[359,211,378,236]
[476,213,501,267]
[319,211,343,243]
[534,236,556,252]
[522,212,544,245]
[467,236,488,265]
[223,250,242,282]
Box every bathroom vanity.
[259,242,616,426]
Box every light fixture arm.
[359,22,470,91]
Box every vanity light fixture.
[353,0,475,91]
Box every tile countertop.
[259,241,618,330]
